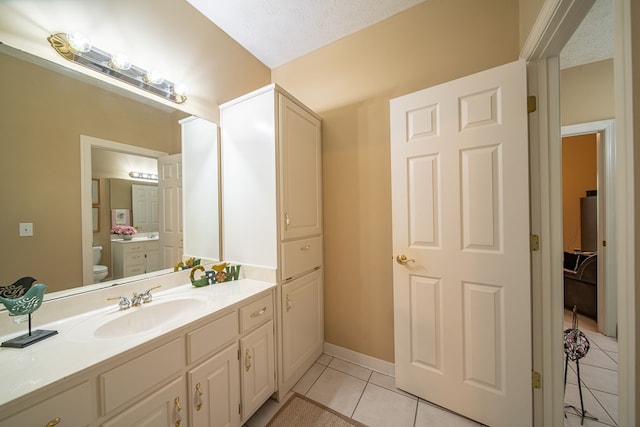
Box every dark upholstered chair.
[563,253,597,320]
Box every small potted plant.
[111,225,137,240]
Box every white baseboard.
[323,342,395,377]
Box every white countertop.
[0,278,276,408]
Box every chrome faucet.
[131,292,143,307]
[140,285,161,304]
[108,285,161,309]
[107,296,131,310]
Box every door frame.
[522,1,635,426]
[561,120,616,337]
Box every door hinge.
[527,96,537,113]
[530,234,540,252]
[532,370,542,389]
[237,349,240,360]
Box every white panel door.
[158,154,183,269]
[390,60,531,427]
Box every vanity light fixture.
[129,171,158,182]
[47,32,187,104]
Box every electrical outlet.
[19,222,33,237]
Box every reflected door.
[158,154,183,268]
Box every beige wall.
[273,0,520,362]
[561,59,615,125]
[519,0,546,49]
[562,134,597,252]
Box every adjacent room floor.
[563,311,619,426]
[246,312,618,427]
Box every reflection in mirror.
[0,43,210,298]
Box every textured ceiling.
[186,0,611,71]
[185,0,426,68]
[560,0,613,69]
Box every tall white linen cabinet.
[220,84,324,400]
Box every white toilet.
[92,246,109,283]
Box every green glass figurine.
[0,283,58,348]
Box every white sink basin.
[69,296,208,341]
[94,298,204,339]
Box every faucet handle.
[107,296,131,310]
[141,285,161,304]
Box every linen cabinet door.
[278,94,322,241]
[280,269,324,392]
[240,320,275,420]
[188,343,241,427]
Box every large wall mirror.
[0,43,220,298]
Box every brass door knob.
[396,255,415,265]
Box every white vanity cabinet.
[221,84,323,400]
[0,285,276,427]
[111,240,160,279]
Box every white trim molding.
[323,342,395,377]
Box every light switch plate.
[19,222,33,237]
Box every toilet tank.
[92,246,103,265]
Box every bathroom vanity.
[0,275,276,426]
[111,238,161,279]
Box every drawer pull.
[286,294,292,312]
[300,245,311,251]
[245,349,252,372]
[285,212,290,230]
[250,306,267,318]
[45,418,61,427]
[195,382,203,411]
[174,396,182,427]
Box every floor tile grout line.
[586,386,619,427]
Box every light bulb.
[145,69,164,85]
[110,52,132,71]
[173,83,188,96]
[66,32,91,53]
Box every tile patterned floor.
[246,311,618,427]
[245,353,482,427]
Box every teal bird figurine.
[0,283,47,316]
[0,283,57,348]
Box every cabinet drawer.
[100,338,184,415]
[0,381,93,427]
[239,293,273,333]
[125,252,145,263]
[187,310,238,364]
[123,243,145,253]
[281,236,322,280]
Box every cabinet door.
[278,94,322,241]
[240,321,275,420]
[280,270,323,389]
[188,343,241,427]
[102,377,186,427]
[145,247,161,273]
